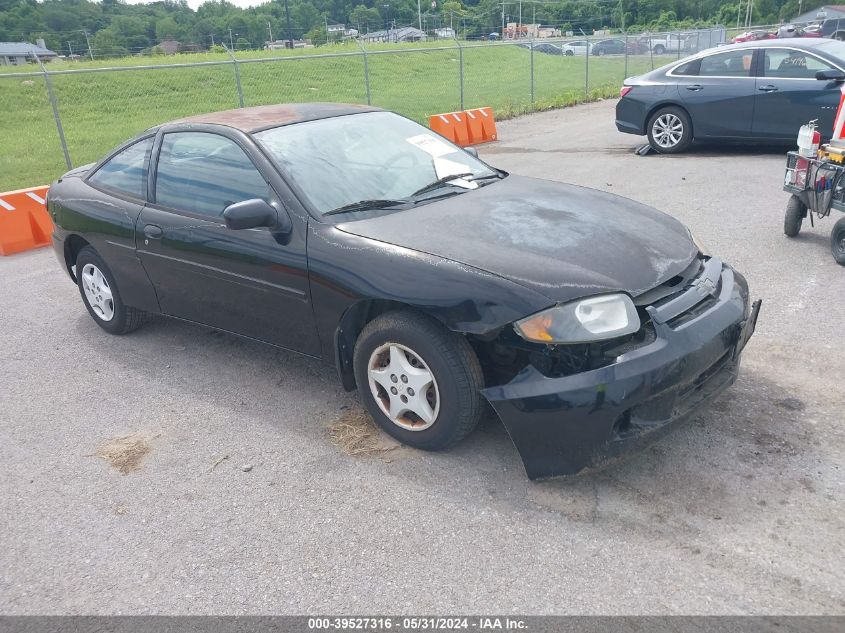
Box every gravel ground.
[1,99,843,615]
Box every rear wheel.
[647,106,693,153]
[831,217,845,266]
[784,195,806,237]
[76,246,148,334]
[353,310,483,451]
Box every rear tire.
[831,217,845,266]
[647,106,693,153]
[784,195,806,237]
[76,246,148,335]
[353,310,484,451]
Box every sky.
[123,0,271,10]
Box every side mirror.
[816,69,845,81]
[465,146,479,158]
[223,198,278,231]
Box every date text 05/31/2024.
[307,617,528,630]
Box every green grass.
[0,42,657,191]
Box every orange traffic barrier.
[833,84,845,142]
[429,107,497,147]
[0,185,52,256]
[466,107,498,144]
[429,111,469,146]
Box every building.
[361,26,426,43]
[0,40,58,66]
[504,23,561,39]
[792,5,845,23]
[265,39,314,50]
[158,39,180,55]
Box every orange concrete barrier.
[429,111,469,146]
[429,107,498,147]
[464,107,498,144]
[0,186,52,256]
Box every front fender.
[307,223,552,372]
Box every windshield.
[253,111,498,215]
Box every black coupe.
[48,103,760,479]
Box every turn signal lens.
[515,294,640,344]
[620,86,634,98]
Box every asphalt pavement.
[1,99,843,614]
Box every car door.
[752,47,843,140]
[136,129,320,356]
[674,48,757,138]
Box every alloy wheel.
[652,113,684,149]
[367,343,440,431]
[81,263,115,321]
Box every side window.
[764,49,836,79]
[699,50,754,77]
[89,137,153,199]
[673,59,701,76]
[154,132,270,217]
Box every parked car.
[732,30,776,43]
[518,41,562,55]
[561,40,592,55]
[642,33,687,55]
[48,103,759,479]
[592,38,627,55]
[777,24,822,39]
[617,39,845,153]
[821,17,845,40]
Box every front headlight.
[514,293,641,344]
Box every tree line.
[0,0,826,58]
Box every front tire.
[353,310,484,451]
[565,49,574,56]
[831,217,845,266]
[654,44,666,54]
[76,246,147,334]
[784,195,806,237]
[647,106,693,153]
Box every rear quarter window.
[88,137,153,200]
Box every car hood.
[335,175,698,303]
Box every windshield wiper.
[411,173,474,197]
[323,198,408,216]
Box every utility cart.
[783,151,845,266]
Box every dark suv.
[821,18,845,40]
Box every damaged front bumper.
[481,259,761,480]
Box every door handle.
[685,84,703,91]
[758,84,779,92]
[143,224,163,239]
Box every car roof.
[164,102,383,133]
[721,37,834,52]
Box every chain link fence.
[0,28,725,192]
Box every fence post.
[529,35,535,107]
[35,53,72,171]
[649,35,654,70]
[585,36,590,98]
[225,45,245,108]
[356,38,372,105]
[454,37,464,111]
[624,33,628,81]
[677,32,681,59]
